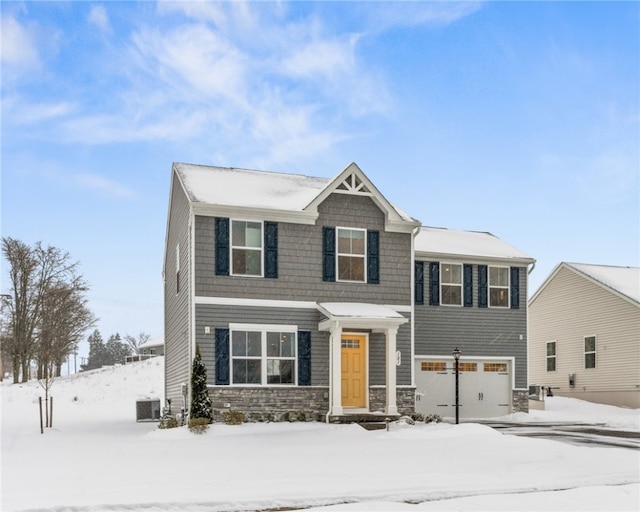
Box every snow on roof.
[414,226,534,262]
[567,263,640,304]
[138,336,164,350]
[174,163,330,211]
[318,302,405,319]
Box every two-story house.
[164,162,419,422]
[529,262,640,408]
[163,162,534,421]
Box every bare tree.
[124,332,151,355]
[1,237,96,383]
[36,278,96,379]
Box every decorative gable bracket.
[334,172,371,195]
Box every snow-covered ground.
[1,357,638,512]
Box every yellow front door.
[341,334,367,407]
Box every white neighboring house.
[528,263,640,408]
[126,336,164,363]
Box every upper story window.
[584,335,596,369]
[230,325,297,385]
[546,341,556,371]
[337,227,366,282]
[231,220,263,276]
[489,266,509,307]
[441,263,462,306]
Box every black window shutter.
[215,217,230,276]
[264,221,278,278]
[429,262,440,306]
[478,265,488,308]
[367,230,379,284]
[415,261,424,305]
[298,330,312,386]
[322,227,336,282]
[214,328,230,385]
[463,264,473,307]
[510,267,520,309]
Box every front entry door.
[341,334,367,407]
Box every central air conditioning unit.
[136,399,161,421]
[528,385,543,400]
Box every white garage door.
[414,358,511,419]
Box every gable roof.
[172,162,419,232]
[174,162,328,210]
[414,226,535,265]
[530,262,640,307]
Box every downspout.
[410,225,420,391]
[188,207,196,420]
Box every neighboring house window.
[175,243,180,294]
[337,227,366,282]
[546,341,556,371]
[441,263,462,306]
[489,266,509,307]
[584,336,596,369]
[231,220,263,276]
[230,325,297,385]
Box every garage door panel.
[415,358,511,419]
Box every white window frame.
[546,340,557,372]
[584,335,597,369]
[489,265,510,308]
[336,227,367,283]
[440,262,463,306]
[229,323,298,386]
[230,219,263,277]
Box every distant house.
[529,263,640,408]
[125,336,164,363]
[163,162,535,421]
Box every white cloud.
[2,95,75,125]
[0,15,40,70]
[131,24,249,103]
[363,1,483,31]
[88,5,111,34]
[74,173,136,199]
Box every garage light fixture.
[452,347,461,424]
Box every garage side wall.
[414,263,529,389]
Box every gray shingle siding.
[415,262,529,388]
[164,175,192,409]
[194,194,412,306]
[195,304,412,387]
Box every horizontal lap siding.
[415,262,529,389]
[368,317,412,386]
[529,267,640,394]
[194,194,412,306]
[164,176,192,408]
[195,305,328,386]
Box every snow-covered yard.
[1,357,638,512]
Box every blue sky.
[2,1,638,358]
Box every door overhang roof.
[317,302,408,331]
